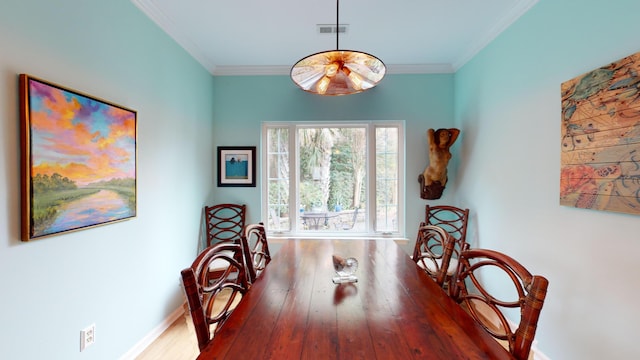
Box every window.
[263,121,404,238]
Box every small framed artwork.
[217,146,256,187]
[19,74,137,241]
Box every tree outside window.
[264,121,403,237]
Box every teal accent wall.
[211,74,456,237]
[0,1,457,358]
[0,0,214,358]
[10,0,636,358]
[454,0,640,359]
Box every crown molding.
[212,66,291,76]
[452,0,539,70]
[211,63,454,76]
[131,0,216,72]
[386,64,454,75]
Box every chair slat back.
[450,248,549,360]
[241,222,271,284]
[412,223,455,287]
[181,242,250,351]
[425,205,470,254]
[204,204,246,247]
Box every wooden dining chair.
[204,203,246,247]
[412,223,456,288]
[424,205,470,286]
[449,248,549,360]
[181,242,250,351]
[336,208,359,230]
[425,205,470,249]
[240,222,271,284]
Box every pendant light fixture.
[290,0,386,96]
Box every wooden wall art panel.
[560,51,640,215]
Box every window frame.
[261,120,405,239]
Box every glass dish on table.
[332,254,358,284]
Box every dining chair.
[204,203,246,247]
[412,223,456,288]
[424,205,470,285]
[449,248,549,360]
[181,242,250,351]
[338,208,359,230]
[425,205,470,248]
[240,222,271,284]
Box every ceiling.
[132,0,538,76]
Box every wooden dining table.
[197,239,515,359]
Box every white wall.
[0,0,214,358]
[454,0,640,358]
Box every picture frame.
[217,146,256,187]
[560,51,640,215]
[19,74,137,241]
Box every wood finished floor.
[135,310,199,360]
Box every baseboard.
[532,341,552,360]
[119,303,185,360]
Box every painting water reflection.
[39,190,133,237]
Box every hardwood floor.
[135,309,199,360]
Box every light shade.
[291,50,386,96]
[290,0,386,96]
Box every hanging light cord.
[336,0,340,50]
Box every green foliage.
[328,142,354,209]
[30,176,136,233]
[298,128,370,211]
[89,177,135,188]
[268,180,289,216]
[300,181,323,211]
[86,178,136,211]
[32,173,77,194]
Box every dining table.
[197,239,515,359]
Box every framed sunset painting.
[19,74,137,240]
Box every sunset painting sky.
[28,79,136,186]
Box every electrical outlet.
[80,324,95,352]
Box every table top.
[197,239,514,360]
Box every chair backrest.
[425,205,470,254]
[449,248,549,360]
[181,242,250,351]
[240,222,272,284]
[412,223,455,287]
[341,208,359,230]
[204,204,246,247]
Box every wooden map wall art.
[561,51,640,215]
